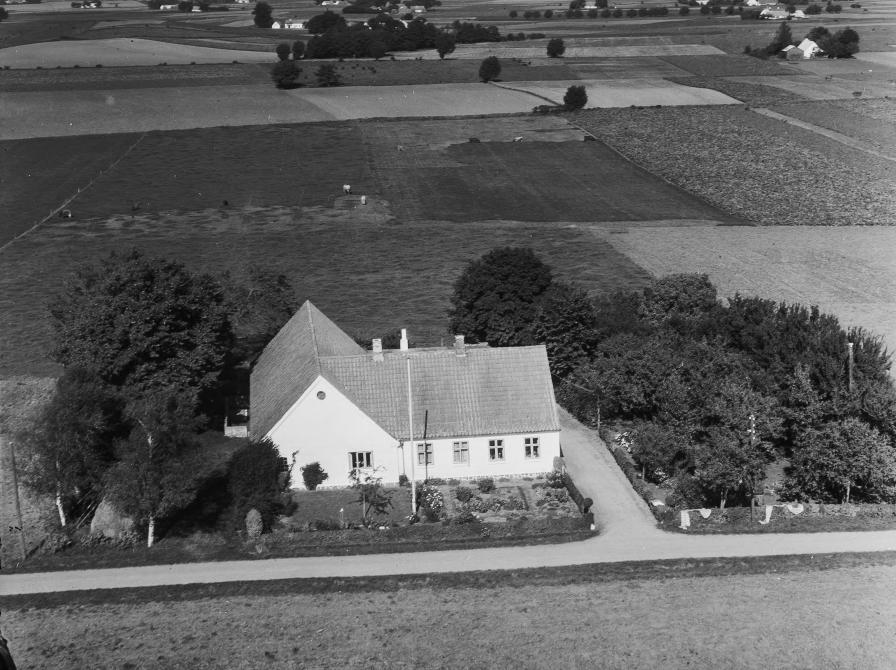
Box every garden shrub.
[545,470,565,489]
[420,485,444,521]
[227,438,292,532]
[452,509,479,525]
[398,474,409,487]
[455,485,474,503]
[301,461,328,491]
[426,477,447,485]
[478,477,496,493]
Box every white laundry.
[698,508,712,519]
[758,505,774,524]
[680,510,691,530]
[786,502,805,516]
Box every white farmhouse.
[796,37,823,58]
[250,301,561,488]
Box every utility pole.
[847,341,854,395]
[406,355,416,516]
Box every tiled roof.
[323,345,559,440]
[251,303,559,441]
[250,301,365,438]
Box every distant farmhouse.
[250,302,561,488]
[782,38,823,59]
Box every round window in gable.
[317,391,326,400]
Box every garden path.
[2,410,896,595]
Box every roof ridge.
[305,301,323,377]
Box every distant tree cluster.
[511,3,671,18]
[21,250,298,546]
[292,12,498,60]
[747,22,859,59]
[450,248,896,509]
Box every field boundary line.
[0,132,148,254]
[751,108,896,163]
[564,118,748,226]
[488,81,559,107]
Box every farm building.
[782,45,805,60]
[796,38,823,57]
[249,301,561,488]
[760,7,789,19]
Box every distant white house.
[760,7,789,19]
[410,4,426,12]
[796,37,823,57]
[271,19,283,28]
[250,301,562,489]
[283,19,304,29]
[791,9,806,18]
[158,3,177,9]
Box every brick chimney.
[454,334,466,357]
[400,328,408,351]
[372,338,383,362]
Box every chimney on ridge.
[454,334,466,357]
[399,329,409,351]
[372,338,383,362]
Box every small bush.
[509,9,517,17]
[301,462,328,491]
[398,473,410,487]
[455,486,475,503]
[426,477,447,485]
[452,510,479,525]
[477,477,496,493]
[545,470,565,489]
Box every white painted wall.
[407,431,560,483]
[266,376,401,489]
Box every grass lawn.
[292,488,413,526]
[4,555,896,668]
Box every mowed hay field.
[0,212,653,376]
[574,101,896,226]
[1,116,734,242]
[6,564,896,669]
[600,226,896,355]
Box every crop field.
[574,103,896,226]
[600,225,896,355]
[497,78,741,107]
[5,563,896,668]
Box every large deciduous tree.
[105,392,205,547]
[449,247,553,347]
[784,418,896,503]
[21,367,123,526]
[49,249,232,408]
[478,55,501,82]
[532,281,599,378]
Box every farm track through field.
[751,108,896,163]
[0,133,147,252]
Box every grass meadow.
[4,558,896,668]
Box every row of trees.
[449,248,896,508]
[22,250,299,546]
[512,6,671,18]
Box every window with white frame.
[416,442,433,466]
[488,439,505,461]
[524,436,540,458]
[349,451,372,469]
[453,441,469,464]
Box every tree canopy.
[478,55,501,82]
[449,247,553,347]
[50,249,232,406]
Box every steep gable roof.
[250,301,364,438]
[320,345,559,440]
